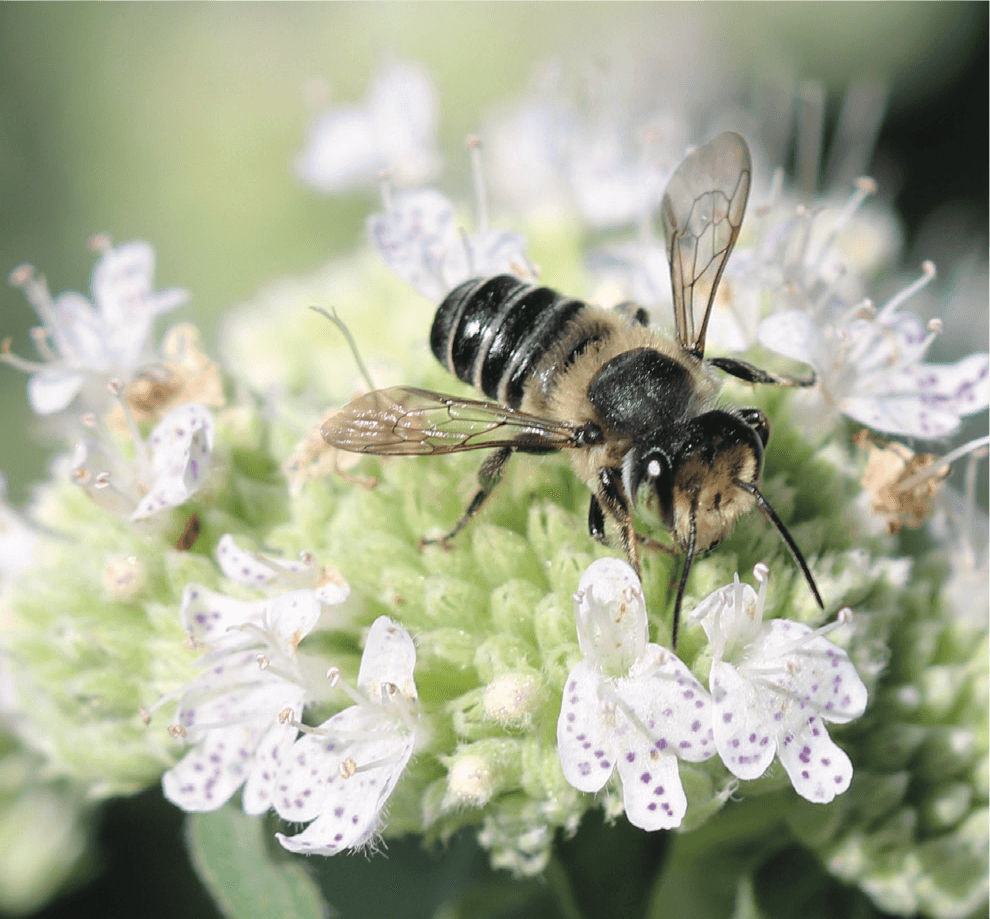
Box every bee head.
[659,407,823,650]
[667,410,765,553]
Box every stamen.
[29,326,59,362]
[0,340,50,374]
[959,446,986,571]
[378,172,393,214]
[876,261,936,321]
[898,436,990,492]
[108,379,151,470]
[810,177,877,275]
[88,233,113,254]
[467,135,488,235]
[796,80,825,196]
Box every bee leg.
[587,494,608,544]
[636,534,677,556]
[422,446,513,550]
[595,467,641,577]
[708,356,816,388]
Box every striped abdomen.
[431,275,590,409]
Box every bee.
[323,132,823,646]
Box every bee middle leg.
[708,356,815,388]
[422,446,513,550]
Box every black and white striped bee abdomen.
[431,275,588,409]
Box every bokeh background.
[0,4,985,918]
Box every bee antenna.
[736,481,824,610]
[671,507,698,650]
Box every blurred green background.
[0,4,985,918]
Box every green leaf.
[185,806,327,919]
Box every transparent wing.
[661,131,751,359]
[321,386,586,455]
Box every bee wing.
[321,386,587,455]
[661,131,751,359]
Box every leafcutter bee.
[323,132,822,646]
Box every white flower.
[368,163,531,304]
[161,586,322,814]
[274,616,418,855]
[215,534,350,607]
[556,558,715,831]
[4,239,187,414]
[295,61,440,193]
[130,402,215,519]
[758,262,990,438]
[688,564,868,804]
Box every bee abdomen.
[431,275,586,408]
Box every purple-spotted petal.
[710,660,778,781]
[613,737,687,831]
[556,661,616,793]
[273,706,414,854]
[216,534,278,587]
[776,715,853,803]
[740,619,868,725]
[132,402,214,519]
[621,644,716,763]
[179,585,268,648]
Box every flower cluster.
[0,56,986,919]
[557,558,867,832]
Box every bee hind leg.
[420,446,513,550]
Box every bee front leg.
[422,446,514,550]
[587,494,608,544]
[595,467,641,577]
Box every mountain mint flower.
[130,402,215,520]
[689,564,868,803]
[295,60,440,193]
[160,585,322,815]
[215,534,350,606]
[3,238,187,415]
[368,163,531,304]
[557,558,715,830]
[273,616,418,855]
[758,262,990,438]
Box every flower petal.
[163,721,262,812]
[356,616,417,702]
[777,715,853,803]
[266,590,322,657]
[241,715,300,816]
[179,585,268,648]
[622,644,716,763]
[131,403,214,519]
[215,534,278,587]
[741,620,868,725]
[614,739,687,831]
[710,660,778,781]
[367,188,466,301]
[274,707,414,855]
[556,660,617,793]
[26,369,87,415]
[757,310,825,369]
[573,557,648,674]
